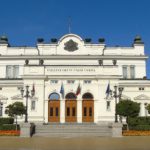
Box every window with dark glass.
[89,107,92,116]
[65,93,77,99]
[84,107,87,116]
[6,65,19,78]
[67,107,70,116]
[130,65,135,79]
[72,107,76,116]
[50,107,53,116]
[122,66,127,79]
[56,107,59,116]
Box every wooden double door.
[48,100,60,122]
[65,100,77,122]
[82,100,94,122]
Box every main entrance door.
[65,93,77,122]
[82,93,94,122]
[48,93,60,122]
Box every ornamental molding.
[134,94,150,100]
[121,94,131,100]
[11,94,22,100]
[0,95,8,100]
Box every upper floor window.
[84,80,91,84]
[6,65,19,78]
[67,80,75,84]
[122,65,135,79]
[50,80,58,84]
[31,100,36,111]
[139,87,145,91]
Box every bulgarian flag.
[76,83,81,96]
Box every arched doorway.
[65,92,77,122]
[48,93,60,122]
[82,92,94,122]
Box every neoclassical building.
[0,33,149,124]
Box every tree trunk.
[126,116,129,131]
[15,115,17,131]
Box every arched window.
[49,93,60,100]
[65,92,77,100]
[82,92,94,99]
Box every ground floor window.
[106,101,111,111]
[31,100,36,111]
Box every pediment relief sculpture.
[64,39,78,52]
[134,94,150,100]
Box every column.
[77,100,82,123]
[44,100,48,123]
[140,103,145,116]
[60,100,65,123]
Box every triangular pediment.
[134,94,150,100]
[121,94,131,100]
[11,94,23,100]
[0,95,8,100]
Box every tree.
[116,100,140,130]
[146,104,150,114]
[5,102,26,130]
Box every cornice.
[0,55,148,60]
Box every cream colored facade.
[0,33,149,123]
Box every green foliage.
[0,124,20,130]
[146,104,150,114]
[116,100,140,118]
[5,102,26,117]
[129,125,150,131]
[128,117,150,126]
[0,118,14,125]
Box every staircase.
[33,123,112,137]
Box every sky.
[0,0,149,78]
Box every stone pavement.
[0,136,150,150]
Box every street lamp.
[0,101,3,117]
[21,85,35,123]
[111,86,123,123]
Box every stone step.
[34,124,112,137]
[34,132,112,137]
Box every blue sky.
[0,0,149,78]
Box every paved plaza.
[0,136,150,150]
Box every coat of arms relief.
[64,39,78,52]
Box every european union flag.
[60,83,64,99]
[106,82,110,98]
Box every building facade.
[0,33,149,124]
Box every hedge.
[128,117,150,126]
[0,118,14,125]
[123,117,150,131]
[0,124,20,130]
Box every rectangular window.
[84,80,91,84]
[56,107,59,116]
[67,80,75,84]
[67,107,70,116]
[72,107,76,116]
[122,66,127,79]
[51,80,58,84]
[89,107,92,117]
[130,65,135,79]
[50,107,53,116]
[84,107,87,116]
[106,101,111,111]
[31,101,36,110]
[6,65,19,78]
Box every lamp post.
[111,86,123,123]
[21,85,35,123]
[0,101,3,117]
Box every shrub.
[128,117,150,126]
[0,118,14,125]
[0,124,20,130]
